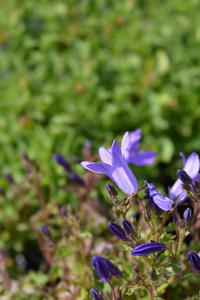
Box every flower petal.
[129,129,142,150]
[183,152,200,178]
[121,132,130,156]
[99,147,112,164]
[126,150,157,166]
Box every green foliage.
[1,0,200,299]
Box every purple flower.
[92,256,122,282]
[187,251,200,272]
[144,181,174,212]
[131,242,166,256]
[81,135,138,195]
[122,129,157,166]
[40,225,52,241]
[108,221,127,240]
[90,288,103,300]
[5,173,15,184]
[169,152,200,204]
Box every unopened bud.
[149,269,157,281]
[177,170,192,184]
[5,173,15,184]
[183,208,192,226]
[69,172,85,187]
[40,225,53,241]
[121,219,137,238]
[90,288,103,300]
[106,184,118,199]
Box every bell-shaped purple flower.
[108,221,127,240]
[131,242,166,256]
[122,129,157,166]
[69,173,85,187]
[144,181,174,212]
[169,152,200,204]
[187,251,200,272]
[92,256,122,282]
[90,288,103,300]
[81,134,138,195]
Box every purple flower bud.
[90,288,103,300]
[69,172,85,187]
[5,173,15,184]
[92,256,122,282]
[149,269,157,281]
[183,208,192,225]
[187,251,200,272]
[177,170,193,184]
[40,225,52,241]
[106,184,118,199]
[131,242,166,256]
[53,154,72,173]
[108,221,127,240]
[121,219,136,237]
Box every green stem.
[176,231,184,260]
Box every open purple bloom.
[169,152,200,204]
[144,181,174,211]
[81,135,138,195]
[108,221,127,240]
[122,129,157,166]
[92,256,122,282]
[187,251,200,272]
[131,242,166,256]
[90,288,103,300]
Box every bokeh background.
[1,0,200,298]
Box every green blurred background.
[1,0,200,295]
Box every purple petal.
[126,150,157,166]
[81,161,113,176]
[170,152,200,200]
[121,132,130,156]
[99,147,112,164]
[183,152,200,178]
[129,129,142,151]
[152,194,174,211]
[179,152,186,165]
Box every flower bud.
[121,219,136,237]
[40,225,53,241]
[177,170,192,184]
[5,173,15,184]
[183,208,192,226]
[108,221,127,240]
[187,251,200,272]
[149,269,157,281]
[92,256,122,282]
[106,184,118,199]
[131,242,166,256]
[69,173,85,187]
[53,154,72,173]
[90,288,103,300]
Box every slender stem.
[176,231,184,260]
[108,281,117,300]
